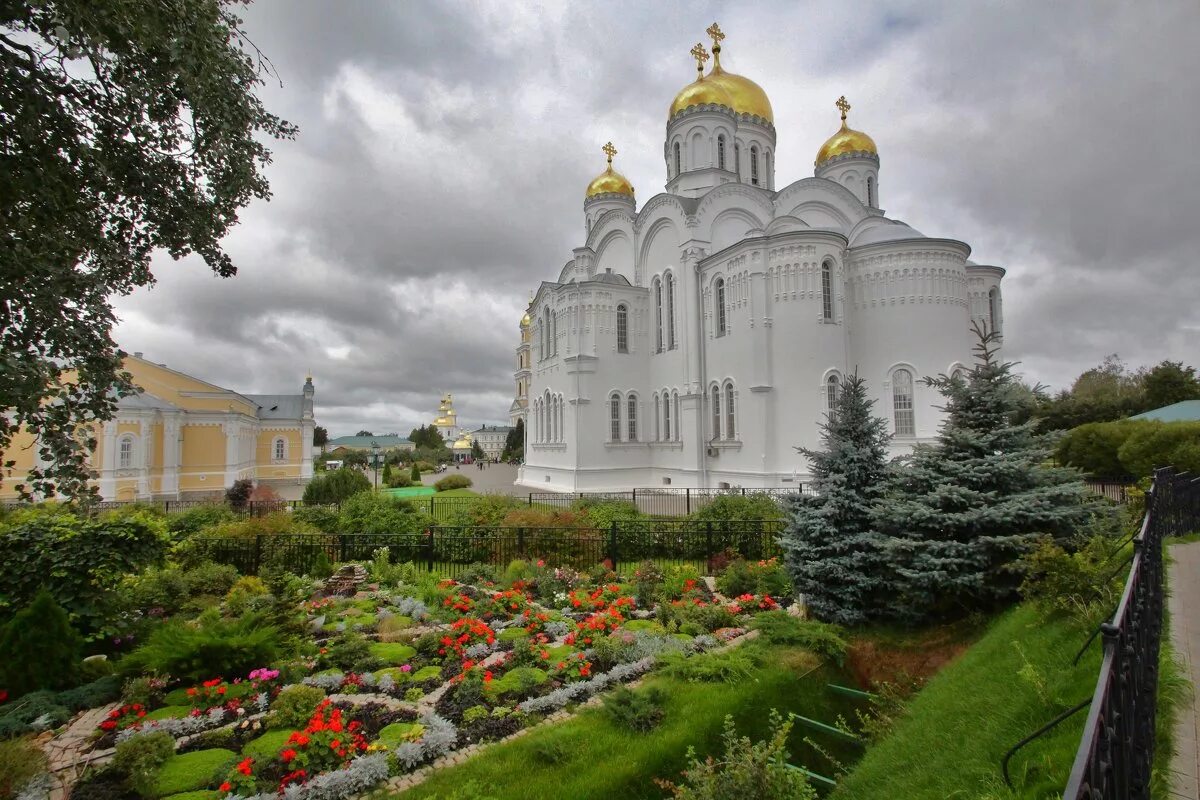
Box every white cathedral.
[513,24,1005,493]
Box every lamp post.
[371,442,381,490]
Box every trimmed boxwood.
[143,705,191,721]
[377,721,425,748]
[152,748,236,797]
[412,666,443,682]
[485,667,547,697]
[498,627,529,642]
[369,642,416,664]
[241,729,293,760]
[162,792,221,800]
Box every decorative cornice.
[666,103,775,132]
[815,150,880,169]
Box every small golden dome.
[586,142,635,199]
[816,96,877,166]
[520,311,531,328]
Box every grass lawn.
[383,486,437,498]
[832,603,1102,799]
[391,640,864,799]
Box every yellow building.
[433,393,460,441]
[1,354,316,502]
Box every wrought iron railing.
[1062,467,1200,799]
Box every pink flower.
[400,664,412,673]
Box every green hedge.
[1056,419,1200,479]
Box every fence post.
[430,497,435,518]
[339,534,348,563]
[705,521,714,574]
[608,522,619,575]
[518,526,526,556]
[686,488,691,516]
[254,534,263,573]
[528,492,533,507]
[426,527,435,573]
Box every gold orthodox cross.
[602,141,617,165]
[690,42,709,76]
[836,95,851,120]
[706,22,725,47]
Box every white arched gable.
[785,200,855,232]
[709,207,767,253]
[774,178,870,227]
[594,229,635,282]
[694,183,774,229]
[637,218,681,288]
[765,215,810,236]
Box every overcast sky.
[111,1,1200,437]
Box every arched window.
[559,396,565,442]
[715,278,727,336]
[724,383,736,440]
[616,303,628,353]
[537,321,544,361]
[609,393,621,442]
[826,375,841,420]
[717,135,726,170]
[988,287,1001,334]
[662,391,672,441]
[734,143,741,176]
[627,394,638,441]
[711,384,721,439]
[821,261,834,321]
[866,176,876,207]
[550,308,557,355]
[765,151,772,188]
[273,437,286,461]
[653,393,660,441]
[674,142,681,175]
[673,391,681,442]
[118,434,135,469]
[750,145,759,186]
[666,273,676,350]
[654,278,664,353]
[892,368,915,436]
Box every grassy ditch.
[832,603,1103,799]
[392,639,863,799]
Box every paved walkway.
[1168,541,1200,799]
[420,462,523,496]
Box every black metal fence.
[188,518,784,578]
[1063,467,1200,800]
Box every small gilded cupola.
[584,141,635,233]
[815,96,881,208]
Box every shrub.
[0,589,82,696]
[442,495,524,528]
[120,610,282,680]
[749,613,849,665]
[570,498,645,530]
[113,730,176,798]
[324,633,376,671]
[0,506,169,636]
[223,576,269,616]
[302,468,372,505]
[601,686,666,733]
[687,493,785,524]
[311,551,334,579]
[292,504,340,533]
[632,561,664,606]
[717,557,791,600]
[167,505,236,538]
[411,463,422,482]
[338,492,431,535]
[1019,533,1125,621]
[0,736,49,798]
[268,685,326,730]
[656,711,815,799]
[1055,421,1138,478]
[128,567,190,614]
[180,561,240,598]
[153,748,236,796]
[225,479,254,512]
[1117,421,1200,479]
[658,649,756,684]
[434,474,473,492]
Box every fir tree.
[876,324,1093,621]
[0,589,82,696]
[781,373,892,625]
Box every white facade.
[517,39,1005,493]
[472,425,513,461]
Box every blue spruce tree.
[877,325,1092,621]
[781,373,892,625]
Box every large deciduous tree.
[1,0,295,499]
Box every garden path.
[44,703,119,800]
[1167,540,1200,800]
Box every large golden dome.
[586,142,635,199]
[669,25,773,124]
[706,66,773,123]
[669,74,735,119]
[816,96,877,166]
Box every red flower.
[220,782,232,792]
[237,757,253,775]
[281,748,297,762]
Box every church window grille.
[826,375,841,420]
[892,368,915,437]
[627,394,638,441]
[717,135,726,170]
[666,273,676,350]
[273,437,286,461]
[988,287,1001,334]
[610,393,621,441]
[821,261,834,321]
[711,384,721,439]
[674,142,681,175]
[616,304,628,353]
[118,434,135,469]
[663,391,671,441]
[725,383,736,440]
[867,176,876,207]
[654,278,664,352]
[715,278,727,336]
[750,145,759,186]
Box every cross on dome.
[836,95,851,120]
[690,42,709,76]
[602,141,617,164]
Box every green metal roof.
[326,435,413,449]
[1129,400,1200,423]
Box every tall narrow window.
[610,393,621,442]
[715,278,727,336]
[725,383,736,440]
[616,303,628,353]
[750,145,759,186]
[826,375,841,420]
[988,287,1000,334]
[674,142,681,175]
[274,437,286,461]
[717,135,726,170]
[735,143,741,176]
[653,394,660,441]
[893,369,915,436]
[674,392,681,441]
[663,392,671,441]
[765,151,771,188]
[821,261,834,321]
[118,435,134,469]
[654,278,664,352]
[711,385,721,439]
[627,395,638,441]
[537,321,544,360]
[551,309,557,355]
[666,273,676,350]
[866,176,875,207]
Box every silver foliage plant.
[391,596,431,622]
[517,656,656,715]
[391,712,459,771]
[228,753,390,800]
[304,671,347,692]
[115,706,230,744]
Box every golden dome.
[586,142,635,199]
[520,311,531,328]
[669,76,735,119]
[816,96,877,166]
[670,25,772,124]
